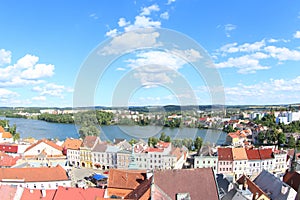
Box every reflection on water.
[2,117,226,145]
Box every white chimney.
[41,189,46,197]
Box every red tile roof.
[2,132,12,138]
[25,139,63,152]
[258,148,273,160]
[124,177,152,200]
[283,171,300,192]
[232,148,247,160]
[152,168,219,200]
[53,186,105,200]
[237,175,268,199]
[246,149,261,160]
[218,147,233,161]
[107,169,147,198]
[0,144,18,153]
[62,138,82,150]
[0,165,68,182]
[0,185,18,200]
[145,147,164,153]
[82,136,100,148]
[156,141,170,148]
[21,188,56,200]
[0,154,20,167]
[0,126,5,133]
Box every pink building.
[218,147,233,175]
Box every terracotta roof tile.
[0,126,4,133]
[0,185,18,200]
[124,177,152,200]
[0,154,21,167]
[232,148,247,160]
[82,136,100,148]
[53,186,105,200]
[218,147,233,161]
[246,149,261,160]
[0,165,68,182]
[2,132,12,138]
[62,138,82,150]
[0,144,18,153]
[21,188,56,200]
[152,168,219,200]
[258,148,273,160]
[283,171,300,192]
[107,169,147,198]
[236,175,268,199]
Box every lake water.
[1,117,227,145]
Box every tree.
[159,132,167,141]
[129,138,137,146]
[148,137,158,147]
[194,136,203,152]
[13,133,20,142]
[277,132,286,146]
[165,136,171,142]
[288,137,296,148]
[79,125,100,139]
[257,132,265,144]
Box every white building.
[0,165,71,189]
[232,148,248,180]
[23,139,64,158]
[245,149,261,176]
[273,149,288,174]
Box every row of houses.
[66,136,188,170]
[194,146,291,179]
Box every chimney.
[41,189,46,197]
[255,192,259,200]
[242,176,248,190]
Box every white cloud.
[126,50,197,86]
[0,49,11,66]
[224,76,300,104]
[89,13,98,20]
[100,30,160,55]
[118,18,130,27]
[171,49,202,62]
[167,0,176,5]
[224,24,237,37]
[34,83,72,98]
[140,4,160,16]
[215,55,270,74]
[219,40,265,54]
[21,63,54,79]
[105,29,118,37]
[15,54,39,69]
[160,12,169,20]
[293,31,300,39]
[0,88,18,98]
[124,15,161,32]
[116,67,126,71]
[32,96,46,101]
[265,46,300,61]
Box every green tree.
[13,133,20,142]
[79,125,100,139]
[288,137,296,148]
[165,135,171,142]
[159,132,167,141]
[129,138,137,146]
[148,137,158,147]
[277,132,286,146]
[194,136,203,152]
[257,132,265,144]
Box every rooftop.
[0,165,68,182]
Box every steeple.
[128,144,139,170]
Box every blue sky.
[1,0,300,107]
